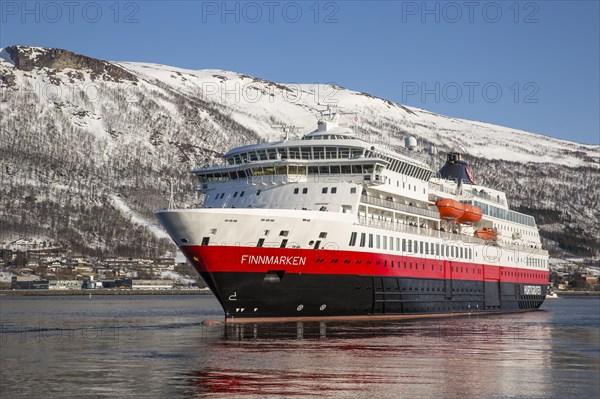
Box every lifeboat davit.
[436,199,465,220]
[456,204,483,224]
[474,228,497,240]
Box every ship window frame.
[349,232,357,246]
[351,165,362,174]
[360,233,366,247]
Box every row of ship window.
[225,146,365,164]
[501,270,546,279]
[213,190,258,200]
[526,257,546,269]
[292,186,359,195]
[198,163,383,183]
[473,200,535,227]
[366,149,433,181]
[223,147,431,182]
[348,232,473,261]
[494,222,539,239]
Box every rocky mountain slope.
[1,46,598,262]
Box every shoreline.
[555,291,600,297]
[0,289,214,297]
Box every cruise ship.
[156,110,549,322]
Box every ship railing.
[356,216,484,244]
[469,189,506,206]
[355,216,545,254]
[360,195,439,219]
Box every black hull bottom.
[200,272,547,321]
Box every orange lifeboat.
[436,199,465,220]
[456,204,483,224]
[474,228,497,240]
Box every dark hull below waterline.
[199,272,547,320]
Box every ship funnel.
[438,152,476,184]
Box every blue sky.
[1,1,598,145]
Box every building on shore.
[131,279,174,290]
[48,280,83,290]
[11,276,48,290]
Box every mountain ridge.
[1,45,598,262]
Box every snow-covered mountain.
[1,46,598,261]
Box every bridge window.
[294,188,299,194]
[350,187,357,194]
[331,187,337,194]
[302,188,308,194]
[322,187,328,194]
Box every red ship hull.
[181,246,548,321]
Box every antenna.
[271,125,304,141]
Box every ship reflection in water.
[0,296,598,399]
[190,320,553,398]
[187,303,599,399]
